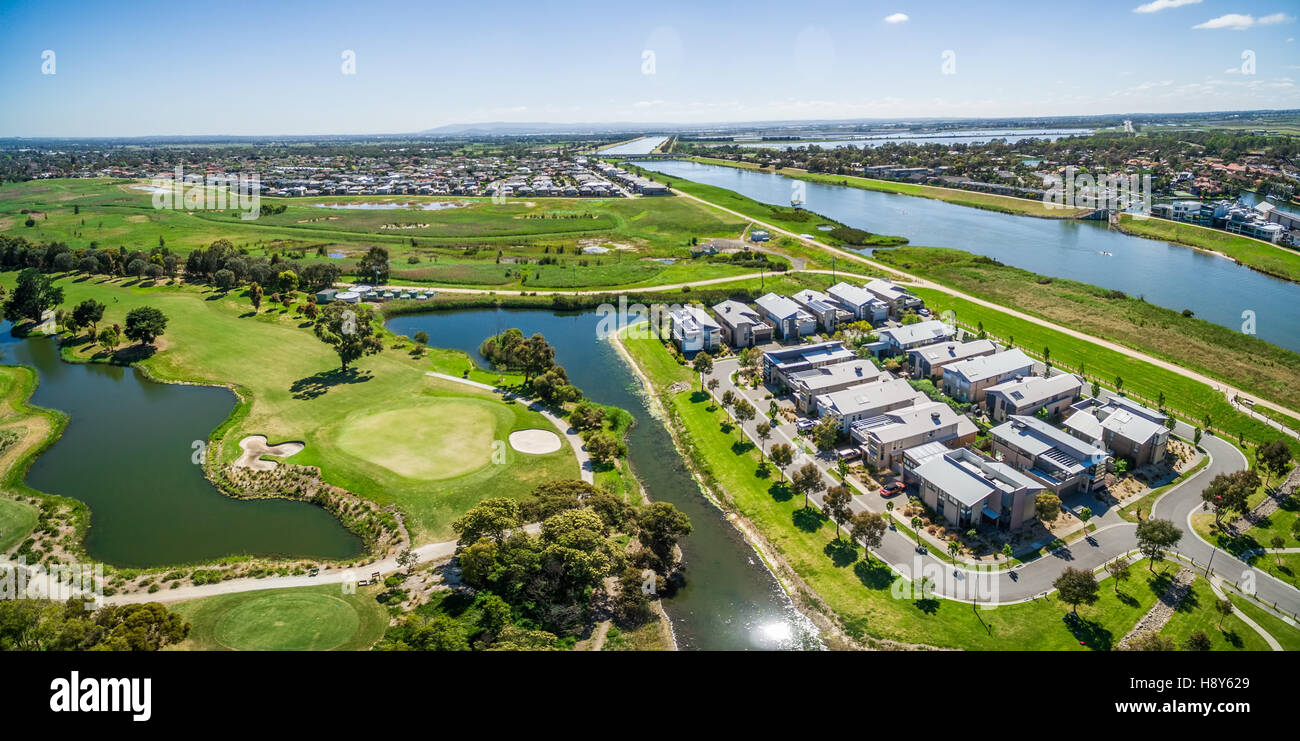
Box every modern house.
[985,373,1083,422]
[668,305,722,353]
[900,441,951,486]
[876,320,955,356]
[827,282,889,323]
[908,339,997,380]
[762,341,857,389]
[914,447,1045,532]
[786,358,883,412]
[989,415,1111,497]
[863,278,922,316]
[791,288,852,333]
[755,293,817,339]
[850,401,978,474]
[711,300,773,348]
[941,349,1034,404]
[814,377,926,434]
[1063,396,1169,467]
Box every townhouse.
[914,447,1045,532]
[984,373,1084,422]
[1063,396,1169,467]
[791,288,852,334]
[989,415,1111,497]
[850,401,978,474]
[863,278,922,317]
[762,341,857,389]
[814,377,926,434]
[755,293,817,339]
[711,300,773,348]
[827,282,890,324]
[667,305,722,353]
[785,358,884,413]
[941,348,1034,404]
[876,320,955,356]
[908,339,997,380]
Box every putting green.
[332,399,499,480]
[172,585,388,651]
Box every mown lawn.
[1228,594,1300,651]
[170,584,388,651]
[1160,576,1272,651]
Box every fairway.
[0,496,36,554]
[332,400,498,480]
[171,584,388,651]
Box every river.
[638,159,1300,353]
[388,308,823,651]
[0,325,362,568]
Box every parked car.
[879,482,905,497]
[796,418,815,432]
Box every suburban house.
[668,305,722,353]
[791,288,852,333]
[985,374,1084,422]
[785,358,884,412]
[900,441,951,486]
[989,415,1111,497]
[711,300,773,348]
[863,278,922,316]
[762,341,857,388]
[827,282,889,323]
[941,349,1034,404]
[908,339,997,380]
[814,377,926,433]
[876,320,955,356]
[914,447,1045,532]
[850,401,978,474]
[755,293,817,339]
[1063,396,1170,467]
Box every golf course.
[169,584,389,651]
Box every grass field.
[1229,594,1300,651]
[0,274,578,545]
[1118,213,1300,285]
[1159,575,1272,651]
[0,496,35,554]
[620,325,1164,649]
[170,584,388,651]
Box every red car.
[879,482,905,497]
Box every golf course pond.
[388,307,823,651]
[0,322,363,568]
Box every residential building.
[900,441,950,486]
[914,447,1045,532]
[762,341,857,389]
[755,293,817,339]
[984,373,1084,422]
[814,377,926,433]
[850,401,978,474]
[827,282,889,323]
[989,415,1111,497]
[786,358,884,412]
[711,300,773,348]
[908,339,997,380]
[863,278,922,316]
[1063,396,1169,467]
[668,305,721,353]
[876,320,955,356]
[941,349,1034,404]
[791,289,852,333]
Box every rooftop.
[986,373,1083,406]
[816,378,922,417]
[787,358,882,393]
[911,339,997,366]
[878,320,954,347]
[944,349,1034,383]
[915,448,1043,508]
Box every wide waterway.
[639,159,1300,353]
[0,325,363,568]
[388,308,822,651]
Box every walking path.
[1209,576,1282,651]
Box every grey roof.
[791,288,841,315]
[911,339,997,366]
[915,448,1042,508]
[817,378,922,417]
[669,305,720,332]
[990,415,1109,472]
[865,278,910,302]
[827,282,876,307]
[945,349,1034,383]
[852,401,974,444]
[711,300,765,329]
[788,359,881,393]
[754,292,805,320]
[878,320,954,347]
[986,373,1083,406]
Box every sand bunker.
[508,429,562,455]
[235,435,305,471]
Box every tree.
[638,501,692,568]
[1201,470,1255,529]
[850,511,886,561]
[213,268,236,290]
[1184,631,1212,651]
[314,302,383,370]
[277,269,299,295]
[732,399,756,441]
[755,422,771,454]
[584,430,621,463]
[248,281,263,311]
[1001,542,1013,560]
[770,443,794,481]
[97,326,119,353]
[1135,518,1182,572]
[71,299,105,336]
[3,268,63,323]
[1193,427,1202,446]
[947,540,961,567]
[706,377,719,398]
[1106,556,1132,593]
[357,245,390,283]
[1053,567,1099,615]
[1257,439,1292,488]
[1271,536,1286,565]
[396,548,417,574]
[533,365,581,404]
[823,485,853,540]
[1091,379,1100,397]
[1215,598,1234,630]
[123,306,167,345]
[691,351,713,390]
[1035,492,1062,523]
[788,462,825,511]
[812,416,839,451]
[452,497,521,546]
[910,516,924,547]
[570,402,605,431]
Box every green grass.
[0,496,36,553]
[170,584,388,651]
[1229,594,1300,651]
[1118,213,1300,284]
[621,325,1161,649]
[1160,575,1272,651]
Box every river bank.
[1115,213,1300,285]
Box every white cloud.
[1225,67,1242,74]
[1194,13,1293,30]
[1133,0,1201,13]
[883,13,909,24]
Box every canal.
[639,159,1300,353]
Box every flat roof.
[817,378,921,416]
[788,358,881,392]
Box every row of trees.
[479,328,581,404]
[0,599,189,651]
[1,269,167,346]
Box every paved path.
[1209,576,1282,651]
[425,371,594,483]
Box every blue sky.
[1,0,1297,136]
